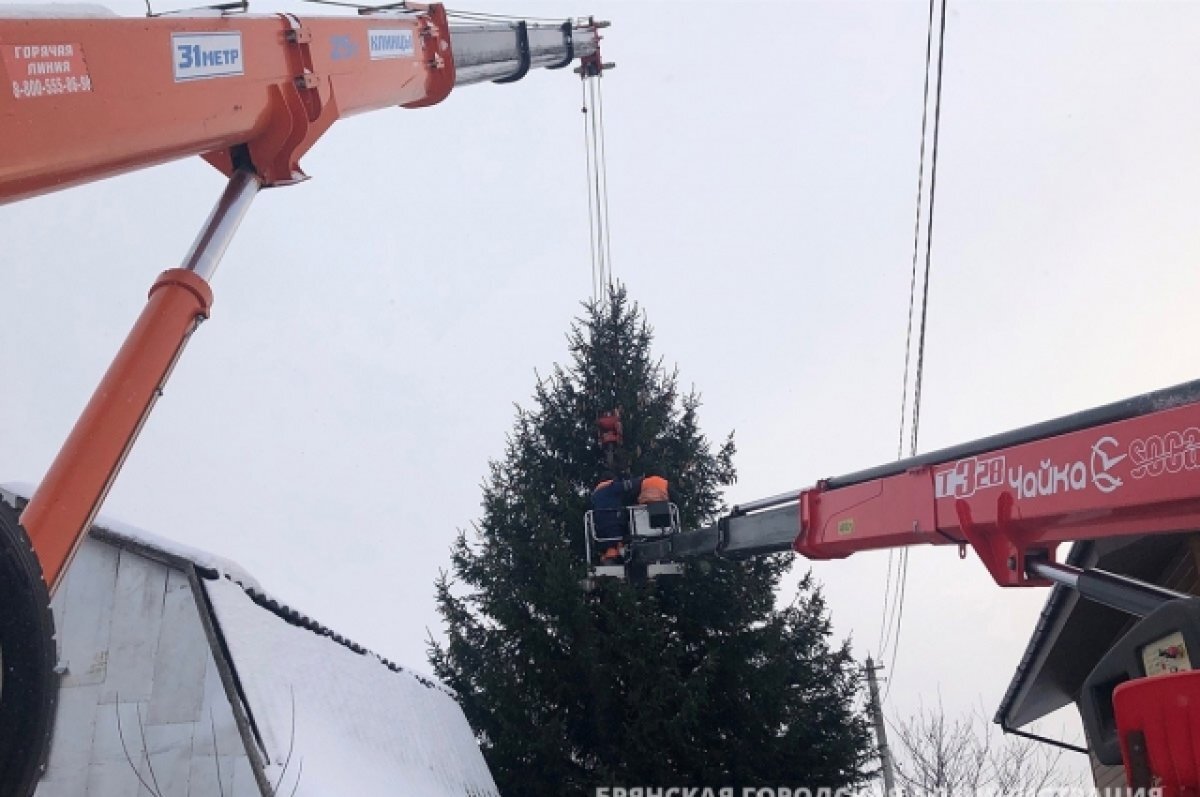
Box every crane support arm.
[0,5,599,203]
[632,379,1200,587]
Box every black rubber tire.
[0,502,57,797]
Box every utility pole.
[865,657,896,795]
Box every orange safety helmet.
[638,475,669,504]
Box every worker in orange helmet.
[637,472,671,505]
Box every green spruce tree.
[430,286,872,795]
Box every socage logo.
[1089,436,1126,494]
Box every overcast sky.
[7,0,1200,779]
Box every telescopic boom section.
[633,380,1200,588]
[0,5,600,203]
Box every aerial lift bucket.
[1114,671,1200,794]
[1070,587,1200,792]
[583,503,685,587]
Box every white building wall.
[35,538,259,797]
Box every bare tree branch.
[271,686,299,796]
[210,707,226,797]
[114,695,163,797]
[286,759,305,797]
[135,702,164,797]
[889,700,1079,796]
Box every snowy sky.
[7,0,1200,779]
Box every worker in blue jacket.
[591,473,636,563]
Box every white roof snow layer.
[1,481,497,796]
[205,578,499,797]
[1,481,262,590]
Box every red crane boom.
[624,379,1200,792]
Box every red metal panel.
[1115,671,1200,794]
[796,400,1200,586]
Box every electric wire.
[909,0,950,461]
[300,0,414,12]
[880,0,937,666]
[882,549,908,701]
[879,544,911,661]
[444,8,573,23]
[876,549,894,655]
[896,0,937,465]
[298,1,574,24]
[881,0,948,701]
[879,547,905,662]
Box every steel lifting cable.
[581,79,601,304]
[595,74,614,292]
[881,0,948,701]
[589,77,608,297]
[580,68,613,306]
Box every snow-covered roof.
[207,578,498,796]
[2,481,260,588]
[2,482,499,797]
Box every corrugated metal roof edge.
[0,483,451,698]
[211,573,452,697]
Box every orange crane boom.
[1,3,604,593]
[0,6,605,793]
[0,5,600,202]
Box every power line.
[876,549,894,656]
[444,8,573,24]
[896,0,938,462]
[880,0,936,667]
[882,549,908,701]
[881,0,949,697]
[909,0,950,459]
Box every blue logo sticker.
[331,35,358,61]
[171,32,244,82]
[368,29,414,60]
